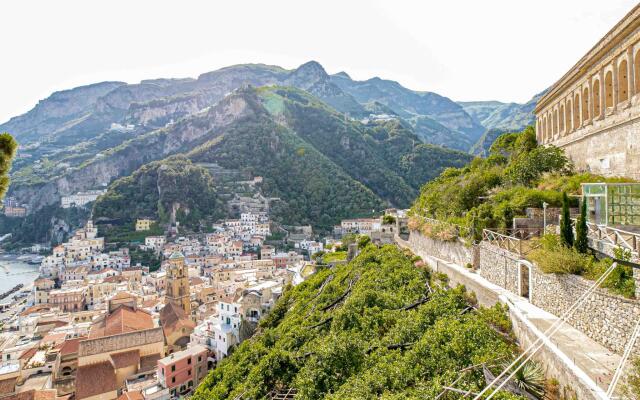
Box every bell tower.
[165,251,191,315]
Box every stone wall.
[480,241,640,356]
[78,327,164,357]
[530,263,640,355]
[407,231,473,267]
[478,242,520,295]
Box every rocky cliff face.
[0,81,125,142]
[10,92,257,210]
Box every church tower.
[165,251,191,315]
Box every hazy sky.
[1,0,637,123]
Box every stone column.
[599,68,606,120]
[587,80,594,124]
[612,60,619,112]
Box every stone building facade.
[535,4,640,180]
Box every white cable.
[474,261,618,400]
[482,261,619,399]
[607,316,640,397]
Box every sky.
[1,0,637,123]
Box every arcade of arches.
[535,4,640,180]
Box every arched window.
[582,88,590,122]
[618,59,629,103]
[635,51,640,94]
[573,93,581,128]
[593,79,601,118]
[605,71,614,108]
[559,104,565,134]
[566,99,572,132]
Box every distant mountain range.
[0,61,540,230]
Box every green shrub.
[528,244,587,275]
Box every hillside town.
[0,208,405,400]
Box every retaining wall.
[407,231,473,266]
[479,241,640,357]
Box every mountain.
[459,91,546,155]
[90,87,472,231]
[0,81,126,143]
[330,73,486,151]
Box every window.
[188,358,192,365]
[171,365,176,372]
[188,369,191,376]
[172,377,176,384]
[198,356,202,362]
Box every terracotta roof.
[118,391,144,400]
[59,337,84,356]
[19,347,38,361]
[159,303,195,338]
[110,349,140,369]
[88,306,154,339]
[141,298,160,308]
[19,305,52,316]
[12,389,56,400]
[75,362,117,399]
[139,353,162,372]
[189,277,205,286]
[41,332,67,346]
[0,377,16,395]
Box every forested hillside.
[93,156,223,229]
[193,244,525,399]
[91,87,471,232]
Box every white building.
[61,190,106,208]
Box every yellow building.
[135,218,153,232]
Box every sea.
[0,254,39,294]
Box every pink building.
[157,345,208,397]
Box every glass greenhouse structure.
[581,183,640,227]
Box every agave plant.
[511,360,546,399]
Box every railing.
[584,221,640,256]
[482,229,542,256]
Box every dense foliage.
[0,132,17,199]
[0,205,90,249]
[529,234,636,298]
[93,156,223,231]
[574,198,588,254]
[193,245,525,399]
[559,192,574,248]
[409,126,620,238]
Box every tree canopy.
[193,245,525,399]
[0,132,17,200]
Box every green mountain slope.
[193,244,520,399]
[89,87,471,232]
